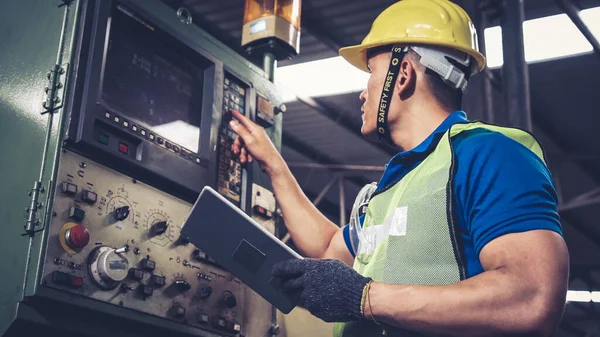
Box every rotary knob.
[88,246,129,289]
[199,286,213,299]
[64,224,90,249]
[153,221,169,235]
[114,206,130,221]
[222,291,237,308]
[173,279,191,292]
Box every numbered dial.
[88,246,129,289]
[145,209,174,246]
[105,196,135,225]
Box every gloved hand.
[272,258,372,323]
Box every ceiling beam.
[557,0,600,59]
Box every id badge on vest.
[351,184,409,265]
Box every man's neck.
[389,104,453,152]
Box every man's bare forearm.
[365,268,564,337]
[267,163,339,258]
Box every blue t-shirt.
[342,111,562,278]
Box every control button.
[132,125,138,132]
[114,205,130,221]
[170,305,186,318]
[105,112,111,119]
[197,313,210,324]
[140,257,156,271]
[173,145,180,153]
[81,190,97,204]
[195,157,201,164]
[157,137,164,145]
[140,285,153,298]
[193,249,207,261]
[69,207,85,222]
[165,142,172,150]
[114,116,120,123]
[128,268,144,280]
[222,291,237,308]
[224,78,230,86]
[178,234,190,245]
[216,317,227,328]
[120,284,135,292]
[65,224,90,249]
[150,274,166,287]
[199,286,213,299]
[118,142,129,154]
[233,323,242,332]
[173,279,191,292]
[153,221,169,235]
[140,129,147,137]
[98,133,109,145]
[60,182,77,195]
[123,120,129,128]
[52,271,83,288]
[149,133,155,141]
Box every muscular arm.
[229,110,353,263]
[366,230,569,337]
[269,164,354,264]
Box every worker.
[229,0,569,336]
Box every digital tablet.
[180,186,303,314]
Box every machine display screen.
[101,5,205,153]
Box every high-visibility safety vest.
[333,122,546,337]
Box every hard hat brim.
[339,38,487,74]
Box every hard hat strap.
[376,46,407,146]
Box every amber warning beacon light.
[242,0,302,60]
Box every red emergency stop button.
[65,224,90,249]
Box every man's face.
[359,51,393,141]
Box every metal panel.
[0,0,74,334]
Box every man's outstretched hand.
[229,109,284,175]
[272,258,372,323]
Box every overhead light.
[275,6,600,103]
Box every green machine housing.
[0,0,285,336]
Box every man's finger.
[229,119,252,145]
[231,109,256,132]
[280,276,304,291]
[231,137,240,155]
[272,259,307,278]
[240,148,248,164]
[247,154,253,163]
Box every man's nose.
[359,89,367,102]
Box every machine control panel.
[217,74,247,205]
[44,151,244,335]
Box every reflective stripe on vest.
[334,122,546,337]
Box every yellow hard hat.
[339,0,486,74]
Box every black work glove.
[272,258,372,323]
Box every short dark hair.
[405,50,465,111]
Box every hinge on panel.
[24,181,45,236]
[41,63,69,115]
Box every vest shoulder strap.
[447,121,546,163]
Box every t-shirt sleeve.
[453,130,563,257]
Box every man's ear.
[396,58,417,100]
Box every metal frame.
[557,0,600,58]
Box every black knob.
[115,206,130,221]
[178,234,191,245]
[170,305,186,318]
[222,291,237,308]
[199,286,213,299]
[153,221,169,235]
[174,279,191,292]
